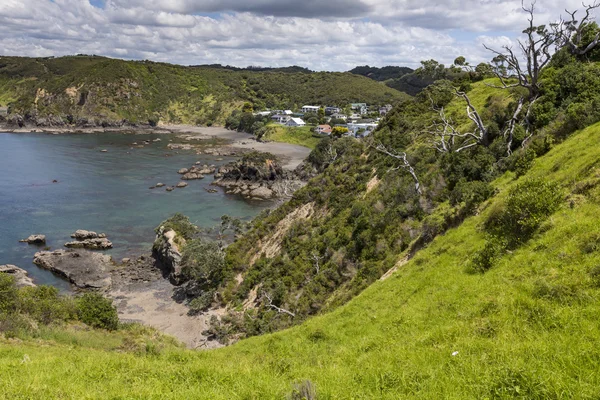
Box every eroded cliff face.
[152,226,185,284]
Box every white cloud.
[0,0,597,71]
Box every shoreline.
[0,124,312,171]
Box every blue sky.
[0,0,594,70]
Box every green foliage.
[450,180,496,214]
[181,239,226,290]
[156,213,198,241]
[0,274,17,314]
[76,293,119,331]
[486,178,562,248]
[17,286,76,325]
[467,237,506,274]
[0,56,410,126]
[188,291,215,314]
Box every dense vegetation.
[0,56,409,126]
[349,64,436,96]
[2,119,600,398]
[2,9,600,398]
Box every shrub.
[450,180,495,214]
[76,293,119,331]
[0,274,17,314]
[486,178,562,248]
[155,213,198,241]
[182,238,226,290]
[513,148,537,178]
[188,290,215,315]
[17,286,76,325]
[467,238,505,274]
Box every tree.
[559,1,600,56]
[416,59,447,80]
[318,107,326,124]
[331,126,349,138]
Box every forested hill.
[348,64,434,96]
[0,55,409,127]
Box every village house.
[330,113,347,121]
[379,104,393,115]
[301,105,320,114]
[271,114,291,124]
[347,122,378,137]
[286,118,306,127]
[350,103,368,115]
[315,124,332,135]
[325,106,341,115]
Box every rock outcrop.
[0,264,36,287]
[152,227,184,284]
[19,234,46,244]
[66,230,112,250]
[65,237,113,250]
[212,153,306,200]
[33,249,112,289]
[71,230,106,240]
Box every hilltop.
[0,55,409,128]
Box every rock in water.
[166,186,175,192]
[155,183,165,187]
[178,168,189,174]
[64,237,113,250]
[0,264,36,287]
[70,230,106,240]
[176,182,188,188]
[33,250,112,289]
[19,234,46,244]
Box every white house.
[301,105,320,114]
[272,114,291,124]
[330,113,347,121]
[286,118,306,127]
[347,122,378,137]
[351,103,368,115]
[283,110,293,115]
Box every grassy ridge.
[261,125,323,149]
[2,121,600,398]
[0,55,410,126]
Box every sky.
[0,0,597,71]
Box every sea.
[0,131,268,290]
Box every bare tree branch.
[263,292,295,318]
[371,141,423,195]
[559,1,600,55]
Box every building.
[254,111,271,117]
[351,103,368,115]
[316,124,332,135]
[330,113,347,121]
[271,114,291,124]
[286,118,306,127]
[325,106,341,115]
[347,122,378,137]
[379,104,393,115]
[301,105,320,114]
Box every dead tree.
[263,292,295,318]
[427,90,489,153]
[371,141,422,195]
[309,251,324,275]
[560,1,600,56]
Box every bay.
[0,132,268,290]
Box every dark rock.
[19,234,46,244]
[33,249,112,289]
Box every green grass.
[2,122,600,398]
[262,124,323,149]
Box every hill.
[348,65,434,96]
[0,56,409,127]
[2,16,600,398]
[2,118,600,398]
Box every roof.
[288,118,305,124]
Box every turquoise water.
[0,132,268,290]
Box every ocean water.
[0,132,268,290]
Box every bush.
[76,293,119,331]
[486,178,562,248]
[0,274,18,314]
[17,286,76,325]
[450,180,496,214]
[155,213,198,241]
[182,239,226,290]
[467,238,505,274]
[188,290,215,315]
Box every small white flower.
[451,351,459,357]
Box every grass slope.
[2,121,600,398]
[261,125,323,149]
[0,55,410,126]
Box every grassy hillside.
[2,121,600,398]
[0,55,409,126]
